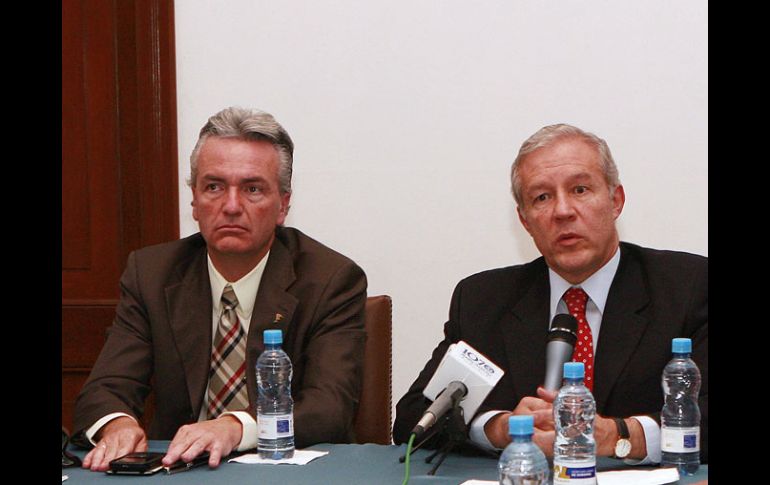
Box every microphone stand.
[423,401,467,475]
[398,397,468,476]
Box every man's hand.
[162,415,243,469]
[82,416,147,472]
[484,387,558,454]
[594,415,648,459]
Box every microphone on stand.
[411,341,505,439]
[411,381,468,437]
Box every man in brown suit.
[73,107,367,471]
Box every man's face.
[192,137,290,265]
[516,137,624,283]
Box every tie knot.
[563,287,588,308]
[221,285,238,310]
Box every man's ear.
[611,184,625,219]
[191,187,199,221]
[517,206,532,235]
[276,191,291,225]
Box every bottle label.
[553,459,596,484]
[661,426,700,453]
[258,414,294,439]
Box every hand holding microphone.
[485,314,576,450]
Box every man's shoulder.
[275,226,363,272]
[457,257,547,291]
[620,241,707,271]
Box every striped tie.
[207,284,249,419]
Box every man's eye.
[575,186,588,194]
[206,183,221,191]
[535,193,549,203]
[246,186,262,194]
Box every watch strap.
[613,417,629,439]
[612,418,632,458]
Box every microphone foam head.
[548,313,578,346]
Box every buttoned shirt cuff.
[468,410,506,453]
[85,413,137,445]
[221,411,257,451]
[622,416,661,465]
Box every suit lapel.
[165,245,213,417]
[244,236,299,403]
[501,262,551,400]
[593,245,650,408]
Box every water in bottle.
[660,337,701,475]
[553,362,596,485]
[498,414,549,485]
[256,329,295,459]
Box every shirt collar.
[207,251,270,319]
[548,245,621,317]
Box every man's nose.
[223,187,243,213]
[553,193,576,219]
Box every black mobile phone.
[107,451,165,475]
[164,452,211,474]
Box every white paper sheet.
[229,450,329,466]
[597,467,680,485]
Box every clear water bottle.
[256,329,294,459]
[660,337,701,475]
[498,415,550,485]
[553,362,596,485]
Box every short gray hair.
[188,106,294,194]
[510,123,620,207]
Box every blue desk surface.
[62,441,708,484]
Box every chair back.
[353,295,393,444]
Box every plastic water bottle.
[498,415,549,485]
[553,362,596,485]
[256,329,294,459]
[660,337,701,475]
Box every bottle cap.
[264,329,283,345]
[672,337,691,353]
[563,361,585,379]
[508,415,534,436]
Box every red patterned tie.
[563,287,594,391]
[207,285,249,419]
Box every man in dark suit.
[392,124,707,465]
[74,107,367,471]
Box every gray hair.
[188,106,294,195]
[510,123,620,207]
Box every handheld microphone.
[543,313,578,391]
[411,341,504,438]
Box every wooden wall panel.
[62,0,121,299]
[61,0,178,432]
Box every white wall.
[175,1,707,435]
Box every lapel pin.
[273,313,284,324]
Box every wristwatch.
[613,418,632,459]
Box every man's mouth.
[556,233,582,245]
[217,224,248,232]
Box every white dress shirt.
[468,247,661,464]
[85,252,270,452]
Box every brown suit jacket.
[73,226,367,448]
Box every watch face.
[615,438,632,458]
